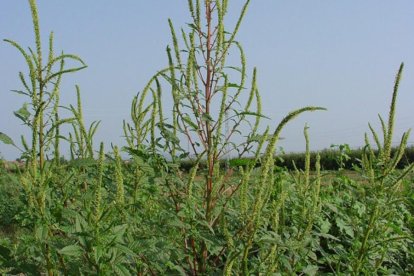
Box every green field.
[1,159,413,274]
[1,0,413,275]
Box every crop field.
[0,0,413,275]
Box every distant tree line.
[179,145,414,172]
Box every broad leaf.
[0,132,15,146]
[182,115,198,131]
[58,245,83,257]
[303,265,319,276]
[14,103,31,123]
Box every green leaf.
[115,244,137,258]
[201,113,214,123]
[186,23,198,31]
[315,232,340,241]
[93,246,103,263]
[325,202,338,214]
[303,265,319,275]
[58,245,83,257]
[227,82,244,89]
[114,264,132,276]
[335,217,346,230]
[35,224,48,241]
[319,219,331,234]
[179,152,190,159]
[237,111,270,120]
[169,218,190,229]
[44,65,88,83]
[112,224,128,242]
[182,115,198,131]
[0,132,15,146]
[11,89,29,96]
[161,129,180,144]
[224,66,243,73]
[14,103,31,123]
[335,217,354,237]
[168,263,187,276]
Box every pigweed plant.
[330,64,414,274]
[0,0,413,275]
[0,0,91,274]
[123,0,323,273]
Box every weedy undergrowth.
[0,0,413,275]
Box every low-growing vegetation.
[1,0,413,275]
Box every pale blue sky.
[1,1,414,160]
